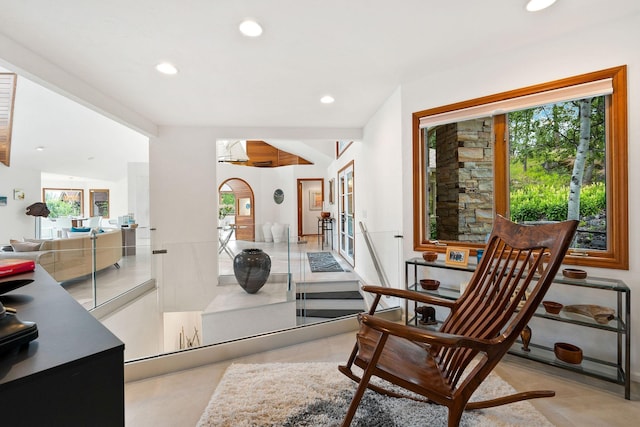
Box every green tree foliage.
[508,96,606,225]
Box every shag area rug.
[196,362,553,427]
[307,252,344,272]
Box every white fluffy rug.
[197,362,554,427]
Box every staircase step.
[296,280,360,293]
[296,290,363,300]
[296,308,364,318]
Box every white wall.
[400,14,640,377]
[0,166,41,243]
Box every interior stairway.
[295,279,365,324]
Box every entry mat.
[307,252,344,272]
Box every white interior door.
[338,163,355,265]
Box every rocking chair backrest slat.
[436,216,578,387]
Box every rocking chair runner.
[339,215,578,427]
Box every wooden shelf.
[405,258,631,399]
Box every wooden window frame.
[412,65,628,269]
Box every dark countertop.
[0,266,124,386]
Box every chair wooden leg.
[341,376,369,427]
[448,404,465,427]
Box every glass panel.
[48,227,153,310]
[424,117,494,243]
[237,197,251,216]
[508,95,607,251]
[43,188,84,217]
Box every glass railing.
[18,226,154,310]
[24,222,402,361]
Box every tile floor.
[58,234,640,426]
[125,331,639,427]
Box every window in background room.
[43,188,84,217]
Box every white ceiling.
[1,0,639,179]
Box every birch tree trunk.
[568,99,592,220]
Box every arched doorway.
[218,178,255,241]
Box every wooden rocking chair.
[339,215,578,427]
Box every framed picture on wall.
[445,247,470,267]
[310,190,322,210]
[89,189,110,217]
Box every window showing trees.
[43,188,84,218]
[508,96,606,250]
[413,66,628,269]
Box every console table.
[0,267,125,425]
[317,217,334,250]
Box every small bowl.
[543,300,563,315]
[554,342,583,364]
[419,279,440,291]
[320,211,331,218]
[422,251,438,262]
[562,268,587,279]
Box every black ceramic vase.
[233,248,271,294]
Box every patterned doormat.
[307,252,344,272]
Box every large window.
[413,66,628,269]
[43,188,84,218]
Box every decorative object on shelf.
[415,305,436,325]
[422,251,438,262]
[419,279,440,291]
[320,211,331,218]
[564,304,615,325]
[554,342,583,364]
[542,300,563,314]
[273,189,284,204]
[25,201,50,239]
[445,247,469,267]
[476,249,484,263]
[262,222,273,242]
[520,325,532,352]
[233,248,271,294]
[562,268,587,279]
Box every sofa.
[0,229,122,282]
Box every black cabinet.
[405,257,631,400]
[0,267,125,425]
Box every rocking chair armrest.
[359,313,493,352]
[361,285,457,309]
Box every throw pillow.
[9,239,42,252]
[70,227,92,232]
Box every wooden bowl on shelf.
[422,251,438,262]
[554,342,583,364]
[562,268,587,279]
[542,300,563,314]
[419,279,440,291]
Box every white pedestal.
[201,275,296,345]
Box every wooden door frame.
[297,178,324,238]
[218,178,255,241]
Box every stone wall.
[434,118,493,242]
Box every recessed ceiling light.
[526,0,557,12]
[239,19,263,37]
[155,62,178,75]
[320,95,335,104]
[35,146,45,151]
